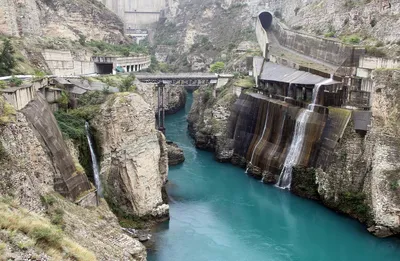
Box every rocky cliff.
[0,0,124,42]
[0,96,147,260]
[157,0,400,71]
[188,83,237,161]
[92,92,169,220]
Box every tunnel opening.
[95,63,113,74]
[259,11,273,31]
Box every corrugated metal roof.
[260,62,341,85]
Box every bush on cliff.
[210,62,225,73]
[0,39,16,76]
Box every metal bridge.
[136,73,219,86]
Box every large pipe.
[258,11,273,31]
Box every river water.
[148,93,400,261]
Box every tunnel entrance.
[95,63,113,74]
[259,11,273,31]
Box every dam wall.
[228,93,350,181]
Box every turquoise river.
[148,93,400,261]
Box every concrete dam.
[229,11,366,190]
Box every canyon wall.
[0,0,125,42]
[0,95,147,260]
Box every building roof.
[260,62,341,86]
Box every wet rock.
[167,142,185,165]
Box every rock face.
[316,70,400,237]
[92,92,169,219]
[0,96,147,260]
[167,141,185,165]
[0,0,124,42]
[0,99,55,213]
[188,84,236,162]
[136,81,186,115]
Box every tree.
[118,74,136,92]
[0,39,16,76]
[210,62,225,74]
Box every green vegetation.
[291,167,320,200]
[87,40,149,56]
[118,74,136,92]
[9,75,22,87]
[0,199,95,260]
[0,39,16,76]
[210,62,225,73]
[342,35,361,44]
[0,81,6,89]
[324,31,335,38]
[337,192,371,222]
[234,77,255,88]
[0,97,16,125]
[365,46,386,57]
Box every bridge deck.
[135,73,218,80]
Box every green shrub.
[50,208,65,227]
[324,31,335,38]
[118,74,136,92]
[9,76,22,86]
[365,46,386,57]
[0,39,16,76]
[343,35,361,44]
[40,194,56,207]
[0,80,7,89]
[30,225,62,246]
[210,62,225,73]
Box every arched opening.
[259,11,273,31]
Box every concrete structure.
[92,55,151,74]
[99,0,168,31]
[42,49,95,76]
[136,73,233,89]
[126,28,148,43]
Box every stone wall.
[43,49,96,76]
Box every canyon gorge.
[0,0,399,260]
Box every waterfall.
[85,122,103,197]
[247,103,270,173]
[276,109,311,190]
[309,74,334,111]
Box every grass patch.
[342,35,361,44]
[234,77,255,88]
[0,200,96,260]
[0,97,16,125]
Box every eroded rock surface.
[92,93,169,219]
[167,141,185,165]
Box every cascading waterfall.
[246,103,270,174]
[308,74,334,111]
[276,109,311,190]
[85,122,103,197]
